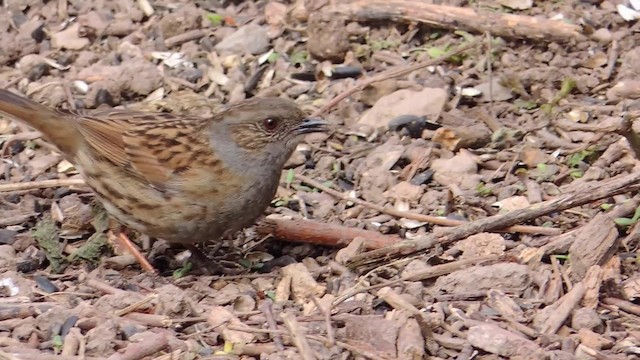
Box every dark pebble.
[0,229,17,245]
[31,24,46,43]
[16,258,41,273]
[28,63,49,81]
[410,170,434,185]
[35,275,60,293]
[95,89,115,107]
[259,255,296,273]
[60,315,79,337]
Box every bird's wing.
[74,110,209,190]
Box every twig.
[0,178,87,192]
[256,217,402,249]
[603,297,640,316]
[0,349,103,360]
[114,294,158,317]
[281,312,316,360]
[310,296,335,346]
[540,282,585,334]
[258,299,285,351]
[325,0,585,43]
[164,29,207,48]
[106,332,168,360]
[295,173,560,236]
[313,39,480,116]
[226,325,391,360]
[346,170,640,268]
[603,39,619,80]
[84,277,127,295]
[333,255,498,305]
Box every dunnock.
[0,89,328,264]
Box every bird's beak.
[295,117,330,134]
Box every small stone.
[571,307,603,332]
[315,156,336,171]
[591,28,612,44]
[215,23,270,55]
[284,150,306,168]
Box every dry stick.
[281,312,316,360]
[346,171,640,268]
[0,178,87,192]
[313,39,480,117]
[326,0,585,43]
[0,351,103,360]
[256,217,402,249]
[226,326,389,360]
[603,39,620,81]
[106,333,168,360]
[310,296,335,346]
[295,173,560,236]
[164,29,207,48]
[333,255,498,306]
[541,282,586,335]
[114,294,158,317]
[259,299,285,351]
[602,297,640,316]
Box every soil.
[1,0,640,359]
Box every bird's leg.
[107,222,157,274]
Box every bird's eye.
[262,118,278,131]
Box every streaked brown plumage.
[0,89,328,244]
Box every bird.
[0,89,328,272]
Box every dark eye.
[262,118,278,131]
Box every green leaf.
[426,46,449,58]
[566,149,594,168]
[33,217,65,273]
[267,51,280,63]
[476,182,493,197]
[205,12,224,27]
[454,30,475,42]
[173,261,192,279]
[52,335,63,351]
[332,161,341,174]
[68,232,106,264]
[615,206,640,227]
[600,203,613,211]
[289,50,308,66]
[559,78,576,98]
[615,217,637,226]
[91,202,110,233]
[369,38,399,52]
[238,258,252,268]
[540,103,554,114]
[265,290,276,301]
[322,181,333,188]
[285,169,295,186]
[514,99,538,110]
[569,169,583,179]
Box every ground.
[1,0,640,359]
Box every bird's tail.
[0,89,80,155]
